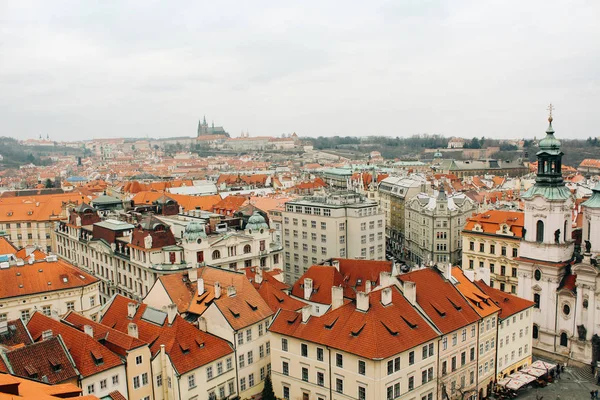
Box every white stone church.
[517,113,600,366]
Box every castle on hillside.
[197,115,229,137]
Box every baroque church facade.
[517,111,600,366]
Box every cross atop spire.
[547,103,554,122]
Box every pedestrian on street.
[595,389,599,399]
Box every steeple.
[534,104,564,188]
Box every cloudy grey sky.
[1,0,598,141]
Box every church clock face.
[534,270,542,281]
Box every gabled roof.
[0,373,87,400]
[291,265,354,304]
[463,210,524,238]
[451,267,500,318]
[4,336,78,384]
[0,237,18,254]
[270,286,438,359]
[0,319,33,348]
[62,311,147,357]
[100,295,233,375]
[27,313,124,378]
[400,268,481,334]
[474,280,535,320]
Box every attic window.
[324,317,339,330]
[246,301,258,311]
[447,297,462,311]
[49,358,62,372]
[351,323,366,337]
[401,316,418,329]
[430,302,446,317]
[274,294,284,303]
[287,314,299,324]
[24,365,38,377]
[91,350,104,365]
[27,211,33,215]
[195,338,205,348]
[228,308,240,318]
[381,321,398,336]
[7,211,12,216]
[180,343,190,354]
[62,277,68,283]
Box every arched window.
[532,325,539,339]
[212,250,221,260]
[533,293,540,309]
[243,244,251,254]
[536,220,544,242]
[560,332,568,347]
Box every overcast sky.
[1,1,598,141]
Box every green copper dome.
[183,221,207,242]
[537,117,562,155]
[247,211,269,231]
[582,183,600,209]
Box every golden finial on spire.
[547,103,554,123]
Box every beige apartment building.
[405,189,475,267]
[270,286,439,400]
[378,176,426,259]
[282,191,385,283]
[462,210,524,294]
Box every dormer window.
[91,350,104,366]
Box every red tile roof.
[27,313,124,378]
[452,267,500,318]
[474,280,535,320]
[0,319,33,348]
[463,210,524,238]
[400,268,481,334]
[62,311,147,358]
[270,286,438,359]
[100,295,233,374]
[4,336,79,384]
[0,237,18,254]
[0,259,98,300]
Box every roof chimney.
[227,285,236,297]
[255,268,263,284]
[42,330,53,340]
[198,316,207,332]
[365,280,372,294]
[476,267,491,286]
[197,278,205,295]
[443,263,452,280]
[303,278,313,300]
[379,271,391,288]
[84,325,93,337]
[167,303,177,325]
[463,269,475,282]
[214,281,221,299]
[331,286,344,311]
[51,309,60,321]
[331,259,340,271]
[381,287,393,306]
[128,302,137,319]
[404,281,416,306]
[188,268,198,282]
[356,291,370,312]
[301,304,311,323]
[128,323,138,339]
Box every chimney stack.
[227,285,236,297]
[381,287,393,306]
[214,281,222,299]
[365,280,372,294]
[128,323,138,339]
[463,269,475,282]
[303,278,313,300]
[84,325,94,337]
[197,278,205,295]
[331,259,340,271]
[379,271,391,288]
[356,292,370,312]
[255,268,263,284]
[198,316,207,332]
[476,267,491,286]
[301,304,311,323]
[51,309,60,321]
[331,286,344,311]
[404,281,416,306]
[188,268,198,282]
[128,302,137,319]
[167,303,177,325]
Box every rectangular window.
[358,360,366,375]
[248,373,254,387]
[247,351,253,364]
[240,377,246,391]
[358,386,366,400]
[100,379,107,390]
[302,367,308,382]
[408,376,414,391]
[133,376,140,389]
[409,351,414,365]
[513,248,518,257]
[282,361,289,376]
[336,378,343,393]
[135,355,142,365]
[317,347,324,361]
[301,343,308,357]
[336,353,343,367]
[239,354,245,368]
[281,338,288,351]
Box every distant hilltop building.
[197,115,229,137]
